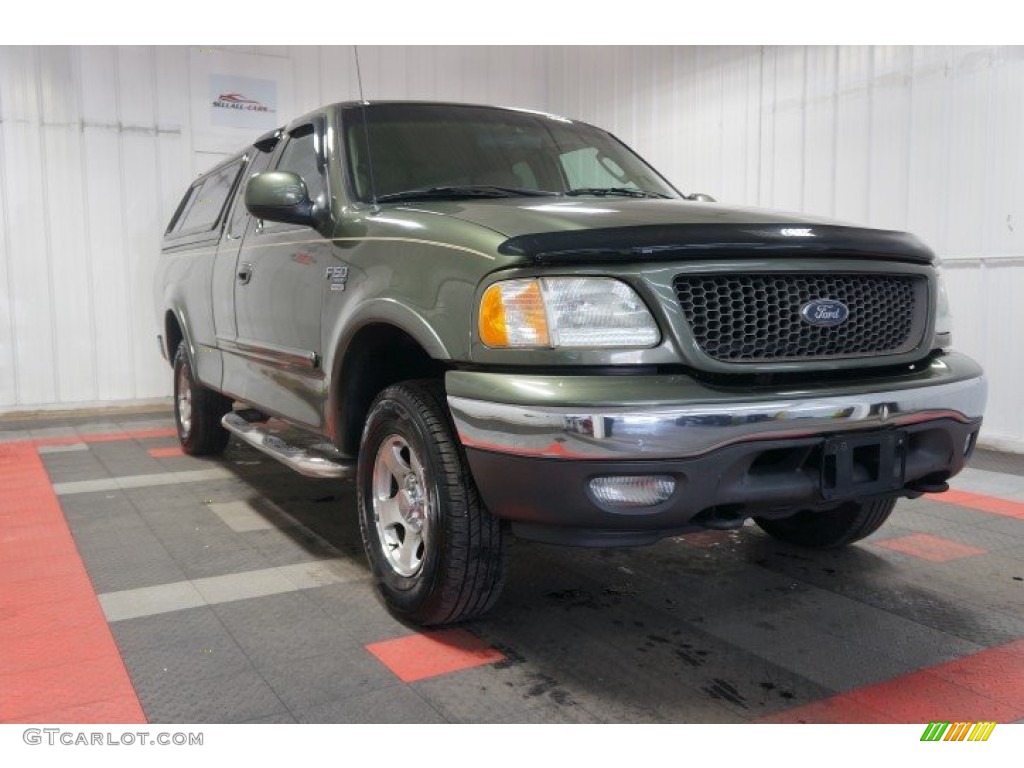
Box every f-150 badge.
[325,265,349,292]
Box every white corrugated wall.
[0,45,549,413]
[547,45,1024,452]
[1,45,1021,450]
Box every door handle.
[237,263,254,285]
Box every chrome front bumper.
[447,365,987,461]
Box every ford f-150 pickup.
[155,101,986,624]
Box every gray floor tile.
[78,544,187,593]
[414,663,601,724]
[101,580,207,622]
[244,528,348,569]
[37,442,89,454]
[66,511,156,554]
[0,429,32,443]
[112,417,176,431]
[969,449,1024,476]
[57,491,136,521]
[208,498,296,532]
[28,426,80,439]
[240,711,298,724]
[17,404,1024,726]
[295,685,446,724]
[138,669,286,724]
[258,650,397,712]
[72,421,125,435]
[111,607,254,686]
[303,582,412,645]
[169,545,272,582]
[212,591,360,668]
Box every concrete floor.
[1,408,1022,724]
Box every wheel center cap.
[402,474,425,528]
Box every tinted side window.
[276,127,324,202]
[166,186,196,235]
[178,161,243,234]
[227,149,275,238]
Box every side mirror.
[245,171,317,227]
[684,192,716,203]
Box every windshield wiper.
[375,186,558,203]
[565,187,670,199]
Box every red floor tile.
[1001,639,1024,658]
[0,521,79,547]
[0,527,81,557]
[0,598,99,642]
[366,628,506,683]
[0,442,145,724]
[147,446,183,458]
[847,671,1018,723]
[761,639,1024,724]
[0,656,145,722]
[935,489,1024,520]
[874,532,986,562]
[2,570,98,610]
[0,622,122,675]
[928,648,1024,708]
[4,696,146,725]
[758,696,893,724]
[0,550,85,584]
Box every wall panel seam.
[113,48,138,398]
[0,59,19,405]
[865,46,875,226]
[73,46,100,401]
[35,48,61,403]
[149,45,164,390]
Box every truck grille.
[672,273,926,363]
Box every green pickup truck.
[154,101,986,625]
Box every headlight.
[479,277,660,349]
[933,265,953,350]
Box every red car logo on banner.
[212,93,270,112]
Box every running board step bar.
[221,412,354,479]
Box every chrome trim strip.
[162,236,495,261]
[222,413,353,479]
[217,337,319,371]
[447,375,987,460]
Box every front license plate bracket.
[821,430,907,501]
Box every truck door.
[228,121,330,428]
[212,147,275,347]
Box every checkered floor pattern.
[1,408,1022,723]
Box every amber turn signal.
[478,280,550,348]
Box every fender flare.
[325,298,451,444]
[165,303,198,372]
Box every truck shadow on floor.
[217,443,1016,722]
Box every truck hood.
[398,198,935,265]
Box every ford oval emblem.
[800,299,849,327]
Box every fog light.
[589,475,675,508]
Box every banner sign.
[208,73,278,130]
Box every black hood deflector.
[497,224,936,265]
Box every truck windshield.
[343,103,679,203]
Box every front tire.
[753,497,898,549]
[357,380,508,625]
[172,341,232,456]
